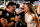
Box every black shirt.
[15,11,25,27]
[1,10,15,27]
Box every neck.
[6,9,13,13]
[25,11,27,13]
[28,12,32,15]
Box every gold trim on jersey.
[0,11,2,15]
[10,17,14,21]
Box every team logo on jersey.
[6,13,9,16]
[0,11,2,15]
[10,17,14,21]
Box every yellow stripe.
[10,17,14,21]
[0,8,3,9]
[0,11,2,15]
[4,0,6,8]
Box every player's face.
[12,5,16,12]
[9,5,16,12]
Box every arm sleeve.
[0,11,2,18]
[0,10,6,18]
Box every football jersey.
[0,10,15,27]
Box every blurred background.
[0,0,39,15]
[0,0,38,8]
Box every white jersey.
[25,13,36,27]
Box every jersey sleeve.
[0,10,6,18]
[0,11,2,18]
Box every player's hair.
[26,3,35,13]
[16,4,20,8]
[7,2,16,8]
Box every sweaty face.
[9,5,16,12]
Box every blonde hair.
[26,3,35,14]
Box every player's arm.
[1,17,8,27]
[7,16,21,27]
[15,9,24,14]
[1,17,15,27]
[15,9,21,14]
[33,15,39,27]
[6,21,14,27]
[1,16,21,27]
[16,11,21,14]
[6,15,21,27]
[16,10,25,14]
